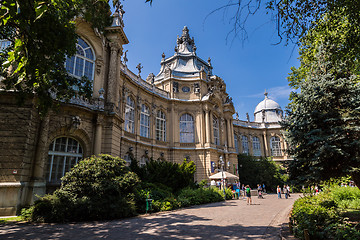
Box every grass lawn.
[0,216,23,224]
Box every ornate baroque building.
[0,10,291,215]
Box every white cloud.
[245,85,294,100]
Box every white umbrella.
[209,171,239,180]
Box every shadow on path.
[1,213,280,240]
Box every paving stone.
[0,193,301,240]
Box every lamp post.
[219,156,226,201]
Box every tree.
[282,46,360,186]
[288,10,360,89]
[0,0,118,115]
[237,154,285,191]
[140,159,196,192]
[147,1,360,45]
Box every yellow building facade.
[0,12,291,215]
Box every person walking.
[241,184,246,200]
[287,185,291,197]
[283,185,288,199]
[245,185,252,205]
[277,185,282,199]
[257,184,263,198]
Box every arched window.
[242,135,249,155]
[213,115,219,145]
[46,137,83,183]
[156,110,166,141]
[140,156,149,167]
[180,113,194,143]
[252,136,261,156]
[125,96,135,133]
[65,38,95,81]
[123,154,131,166]
[270,136,282,156]
[234,134,239,153]
[140,104,150,138]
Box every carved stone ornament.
[97,114,105,125]
[98,88,105,100]
[95,57,103,75]
[109,42,120,54]
[123,50,128,65]
[136,63,143,77]
[146,73,155,84]
[224,96,233,104]
[71,116,81,129]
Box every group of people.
[276,185,291,199]
[237,183,266,205]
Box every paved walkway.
[0,193,300,240]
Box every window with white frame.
[156,110,166,141]
[234,134,239,153]
[125,96,135,133]
[252,136,261,156]
[270,136,282,156]
[180,113,194,143]
[140,156,149,167]
[213,115,219,145]
[65,38,95,81]
[140,104,150,138]
[242,135,249,155]
[46,137,83,183]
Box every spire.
[176,26,196,54]
[264,89,268,99]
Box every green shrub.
[140,159,196,193]
[291,183,360,240]
[177,187,224,207]
[292,196,339,239]
[225,188,233,200]
[23,155,140,222]
[330,186,360,204]
[134,182,173,213]
[152,197,181,212]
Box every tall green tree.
[282,46,360,186]
[288,10,360,89]
[0,0,118,115]
[237,154,285,191]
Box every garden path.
[0,193,300,240]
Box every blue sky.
[120,0,299,121]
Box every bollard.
[145,193,153,214]
[304,229,310,240]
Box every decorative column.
[226,118,232,148]
[107,42,120,105]
[205,109,210,144]
[230,119,235,148]
[94,115,104,155]
[262,132,269,157]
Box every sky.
[120,0,300,121]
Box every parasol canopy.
[209,171,239,180]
